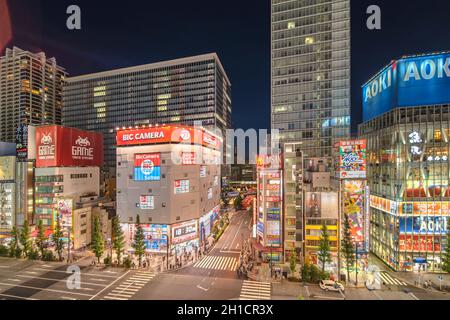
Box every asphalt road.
[0,209,265,300]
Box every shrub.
[42,250,56,261]
[123,256,132,269]
[0,245,8,257]
[104,254,112,266]
[28,248,40,260]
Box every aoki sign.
[363,53,450,122]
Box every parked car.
[319,280,345,292]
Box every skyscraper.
[63,53,232,169]
[0,47,66,142]
[271,0,351,163]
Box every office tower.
[271,0,351,163]
[0,47,66,142]
[63,54,232,170]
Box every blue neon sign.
[363,53,450,122]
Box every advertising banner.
[363,53,450,122]
[174,179,190,194]
[125,223,168,252]
[134,153,161,181]
[256,154,282,170]
[139,195,154,210]
[399,235,441,252]
[181,152,196,165]
[36,126,103,168]
[337,140,367,179]
[172,220,198,244]
[305,192,339,219]
[0,156,15,181]
[343,180,366,244]
[200,166,207,178]
[200,205,219,241]
[399,216,448,235]
[0,183,14,231]
[116,126,221,150]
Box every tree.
[92,215,105,264]
[9,227,21,258]
[112,216,125,265]
[289,248,297,275]
[35,220,47,258]
[132,214,146,267]
[234,194,243,210]
[53,217,65,261]
[341,213,355,283]
[19,220,32,258]
[442,222,450,273]
[317,224,332,273]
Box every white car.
[319,280,345,292]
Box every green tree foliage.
[9,227,21,258]
[317,224,332,273]
[112,216,125,265]
[53,217,65,261]
[341,213,355,283]
[132,215,146,267]
[35,220,48,258]
[19,220,32,258]
[92,215,105,263]
[290,249,297,275]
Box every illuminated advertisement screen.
[200,166,207,178]
[134,153,161,181]
[174,179,190,194]
[267,208,280,221]
[399,235,441,252]
[343,180,365,244]
[139,195,154,210]
[0,182,14,230]
[172,220,198,244]
[363,53,450,122]
[125,223,168,252]
[200,205,219,241]
[305,192,338,219]
[338,140,366,179]
[399,216,448,235]
[266,221,280,236]
[207,188,213,199]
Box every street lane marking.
[32,267,123,278]
[16,274,107,287]
[0,282,93,297]
[7,279,20,282]
[379,272,407,286]
[239,281,271,300]
[89,270,131,300]
[103,296,127,300]
[193,256,238,271]
[101,272,155,301]
[61,296,77,300]
[0,293,38,300]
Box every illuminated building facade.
[360,52,450,272]
[63,54,232,169]
[115,125,222,257]
[271,0,351,163]
[0,47,65,143]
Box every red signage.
[36,126,103,168]
[134,153,161,167]
[116,126,221,150]
[399,235,441,252]
[181,152,196,165]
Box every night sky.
[3,0,450,133]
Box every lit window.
[305,37,315,45]
[287,22,296,29]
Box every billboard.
[363,53,450,122]
[399,216,448,235]
[0,142,15,157]
[36,126,103,168]
[305,192,339,218]
[139,195,154,210]
[134,153,161,181]
[181,152,196,165]
[338,140,366,179]
[174,179,190,194]
[116,126,221,150]
[256,154,282,170]
[343,180,366,244]
[0,182,14,231]
[0,156,15,181]
[172,220,198,244]
[399,235,441,252]
[124,223,168,253]
[200,205,220,241]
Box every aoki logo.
[342,153,364,166]
[403,57,450,82]
[364,68,392,102]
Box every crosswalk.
[193,255,238,271]
[102,271,156,300]
[379,272,408,286]
[239,280,271,300]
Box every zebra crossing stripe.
[103,296,127,300]
[193,256,238,271]
[239,281,271,300]
[380,272,407,286]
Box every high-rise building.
[63,54,232,170]
[271,0,351,163]
[360,52,450,272]
[0,47,66,142]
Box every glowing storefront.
[360,52,450,272]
